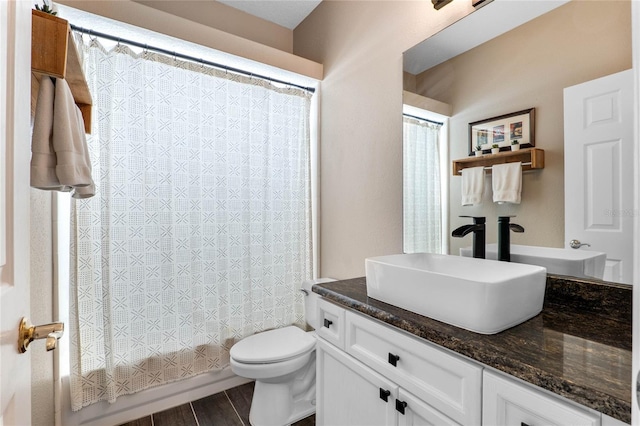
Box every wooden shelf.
[31,9,92,133]
[452,148,545,176]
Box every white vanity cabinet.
[315,298,623,426]
[316,301,481,426]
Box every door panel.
[316,340,398,426]
[564,69,633,284]
[1,0,32,423]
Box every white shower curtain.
[69,39,313,410]
[403,116,442,254]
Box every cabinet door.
[345,310,482,425]
[316,339,398,426]
[396,389,460,426]
[483,370,600,426]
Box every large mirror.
[402,0,633,284]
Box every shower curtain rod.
[70,24,316,93]
[403,113,444,126]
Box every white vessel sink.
[460,244,606,279]
[365,253,547,334]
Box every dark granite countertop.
[313,275,632,423]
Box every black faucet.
[497,216,524,262]
[452,216,486,259]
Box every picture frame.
[468,108,535,156]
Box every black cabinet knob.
[388,352,400,366]
[323,318,333,328]
[395,399,407,415]
[379,388,390,402]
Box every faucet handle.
[509,223,525,233]
[497,216,524,232]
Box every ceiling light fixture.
[431,0,453,10]
[472,0,494,8]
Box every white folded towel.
[492,162,522,204]
[461,166,485,206]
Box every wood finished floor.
[119,381,315,426]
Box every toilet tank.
[302,278,336,329]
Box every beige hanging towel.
[53,78,93,189]
[70,106,96,199]
[30,76,68,190]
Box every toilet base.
[249,381,316,426]
[287,399,315,425]
[247,354,316,426]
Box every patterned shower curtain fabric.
[403,116,442,254]
[69,38,313,410]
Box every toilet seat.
[230,326,316,364]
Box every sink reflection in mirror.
[365,253,546,334]
[460,244,606,280]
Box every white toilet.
[230,278,335,426]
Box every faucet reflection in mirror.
[497,216,524,262]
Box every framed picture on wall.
[468,108,535,155]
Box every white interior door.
[564,69,634,284]
[1,0,33,424]
[632,4,640,425]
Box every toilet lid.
[230,326,316,364]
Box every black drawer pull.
[521,423,531,426]
[379,388,390,402]
[388,352,400,366]
[323,318,333,328]
[395,399,407,415]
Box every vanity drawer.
[483,370,600,426]
[316,298,345,350]
[345,310,482,425]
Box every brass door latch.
[18,317,64,353]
